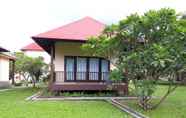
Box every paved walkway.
[30,95,139,101]
[109,99,149,118]
[0,89,12,92]
[26,91,149,118]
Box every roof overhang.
[0,47,9,52]
[32,36,86,55]
[21,49,43,51]
[0,53,16,60]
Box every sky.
[0,0,186,51]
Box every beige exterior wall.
[54,42,114,83]
[0,57,10,82]
[54,42,91,71]
[54,42,92,82]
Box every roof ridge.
[83,16,106,26]
[34,17,105,37]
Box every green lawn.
[0,88,129,118]
[120,85,186,118]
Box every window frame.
[64,56,110,82]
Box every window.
[76,57,87,80]
[65,57,75,81]
[65,56,109,81]
[89,58,99,80]
[101,59,109,80]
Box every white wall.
[0,57,10,82]
[24,51,50,64]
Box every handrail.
[55,71,109,82]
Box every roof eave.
[0,47,9,52]
[32,36,87,55]
[32,36,87,42]
[0,53,16,60]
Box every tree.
[15,52,31,86]
[15,52,48,87]
[82,8,186,110]
[26,57,48,87]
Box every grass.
[0,88,130,118]
[119,85,186,118]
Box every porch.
[50,71,128,94]
[46,43,128,94]
[51,82,128,94]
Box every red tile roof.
[21,43,44,51]
[32,16,105,41]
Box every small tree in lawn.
[15,52,31,86]
[15,52,48,87]
[27,57,48,87]
[82,8,186,110]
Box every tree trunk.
[23,74,29,87]
[11,60,15,85]
[33,80,36,88]
[32,77,36,88]
[26,80,28,87]
[25,77,29,87]
[123,68,129,94]
[138,96,151,110]
[151,85,177,109]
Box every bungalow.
[32,17,128,94]
[21,42,50,63]
[0,47,15,88]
